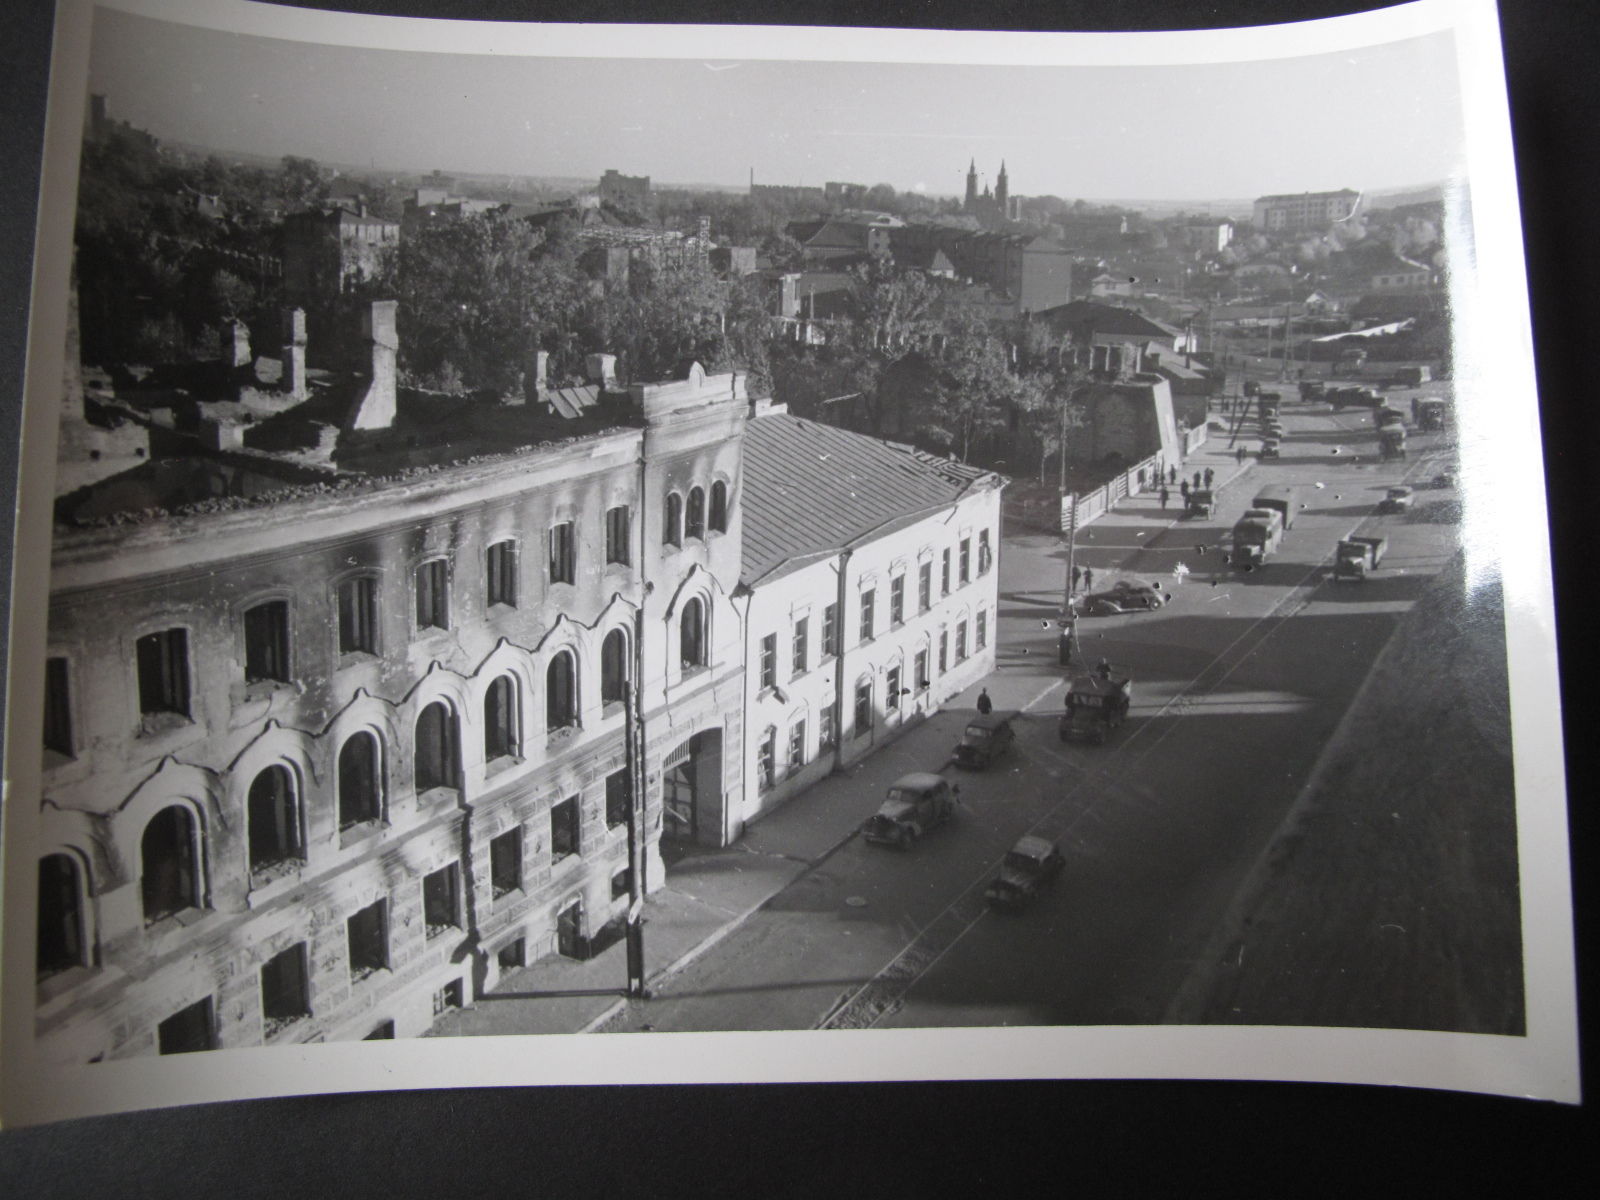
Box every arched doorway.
[661,728,723,853]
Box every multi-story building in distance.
[1251,189,1363,232]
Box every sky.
[87,5,1469,202]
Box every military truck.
[1298,379,1326,401]
[1231,509,1283,566]
[1418,398,1450,430]
[1393,365,1432,387]
[1334,535,1387,581]
[1059,670,1133,745]
[1378,420,1407,460]
[1251,484,1298,530]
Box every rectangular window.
[979,530,993,575]
[432,979,464,1016]
[956,622,968,662]
[918,563,932,613]
[792,618,808,679]
[939,631,948,674]
[819,702,837,754]
[941,550,951,596]
[890,576,905,626]
[490,828,523,898]
[44,656,72,756]
[347,900,389,980]
[422,864,461,938]
[136,628,190,718]
[497,941,525,972]
[822,603,838,659]
[787,720,807,772]
[487,540,517,608]
[758,729,776,791]
[759,633,777,690]
[243,601,290,683]
[260,943,310,1037]
[338,577,378,655]
[550,796,579,861]
[977,611,988,650]
[605,506,631,565]
[860,590,875,642]
[548,522,575,585]
[415,559,448,630]
[158,997,215,1055]
[605,768,633,828]
[886,666,901,711]
[915,649,929,691]
[854,681,873,735]
[959,538,971,585]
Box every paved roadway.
[606,390,1463,1032]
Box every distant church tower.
[995,161,1009,216]
[965,159,980,210]
[962,159,1013,225]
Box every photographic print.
[0,0,1577,1124]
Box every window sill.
[143,906,209,937]
[416,785,461,810]
[262,1014,310,1042]
[338,820,385,850]
[337,651,380,670]
[492,886,525,907]
[35,963,98,1006]
[484,754,523,780]
[138,711,194,738]
[350,965,391,987]
[425,924,462,942]
[546,725,581,749]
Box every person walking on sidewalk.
[1193,470,1202,491]
[1180,479,1190,503]
[1236,445,1246,465]
[976,688,993,715]
[1168,464,1178,485]
[1083,567,1094,592]
[1160,485,1170,510]
[1204,467,1214,488]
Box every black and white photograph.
[0,0,1578,1128]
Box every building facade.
[1251,190,1363,232]
[736,413,1003,829]
[33,312,752,1061]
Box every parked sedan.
[1081,580,1168,615]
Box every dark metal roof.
[739,413,998,587]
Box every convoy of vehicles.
[953,712,1016,770]
[1251,485,1297,530]
[1334,535,1387,581]
[1059,670,1132,745]
[1231,507,1284,566]
[862,773,959,848]
[983,836,1066,911]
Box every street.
[600,390,1464,1033]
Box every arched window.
[414,701,459,793]
[664,492,682,548]
[709,480,728,533]
[141,805,199,924]
[338,732,382,829]
[680,597,707,670]
[247,765,303,874]
[37,853,85,977]
[485,675,520,761]
[601,628,629,705]
[686,487,706,540]
[546,651,578,730]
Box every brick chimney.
[280,307,308,400]
[347,300,398,430]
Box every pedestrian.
[1180,479,1190,502]
[1083,567,1094,592]
[1168,465,1177,485]
[1236,445,1245,465]
[1193,470,1202,491]
[1071,565,1082,591]
[976,688,993,715]
[1204,467,1214,488]
[1160,486,1170,510]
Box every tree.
[280,155,330,212]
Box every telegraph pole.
[1059,387,1078,618]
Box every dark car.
[862,772,958,848]
[953,711,1016,769]
[983,835,1066,910]
[1082,580,1168,615]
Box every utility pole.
[1059,385,1078,617]
[622,615,646,997]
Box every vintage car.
[1082,580,1168,616]
[1259,438,1281,459]
[1059,671,1132,744]
[862,772,959,848]
[1185,488,1215,519]
[1378,485,1414,514]
[983,835,1066,910]
[953,711,1016,769]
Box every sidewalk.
[429,707,980,1039]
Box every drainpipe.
[832,547,853,773]
[624,431,649,997]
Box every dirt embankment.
[1181,552,1523,1034]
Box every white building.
[734,411,1004,831]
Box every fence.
[1002,425,1213,535]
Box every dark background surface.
[0,0,1592,1192]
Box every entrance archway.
[661,728,723,852]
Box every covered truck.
[1378,420,1407,460]
[1251,484,1298,530]
[1059,669,1132,745]
[1231,509,1283,566]
[1334,535,1387,580]
[1393,365,1432,387]
[1418,398,1450,430]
